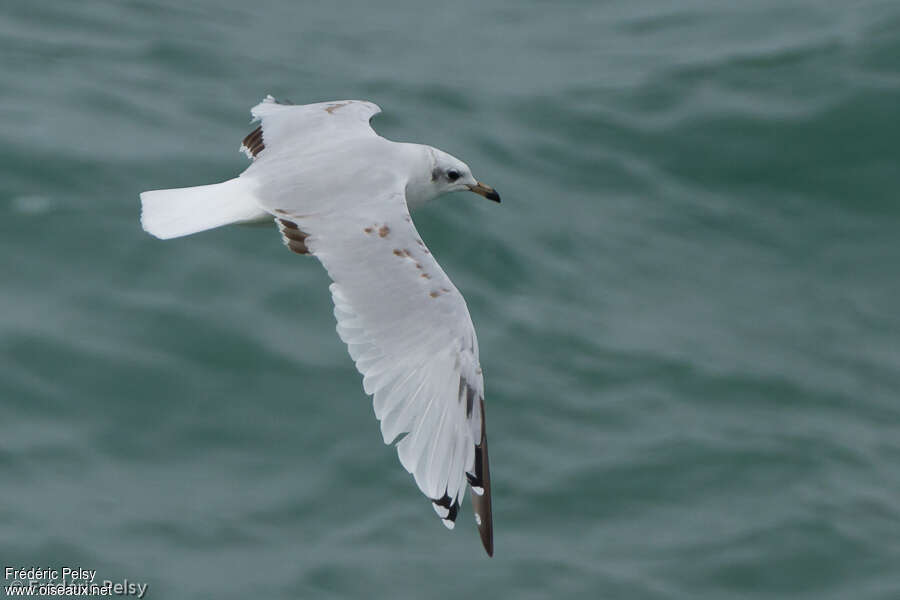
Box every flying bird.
[140,96,498,556]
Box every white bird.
[140,96,498,556]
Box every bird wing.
[272,192,493,553]
[240,96,382,160]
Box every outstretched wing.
[240,96,381,161]
[274,192,493,554]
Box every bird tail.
[140,177,269,239]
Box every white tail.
[140,177,269,239]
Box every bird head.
[428,149,500,204]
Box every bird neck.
[401,144,441,211]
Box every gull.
[140,96,499,556]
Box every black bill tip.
[468,182,501,203]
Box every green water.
[3,1,900,598]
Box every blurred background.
[2,1,899,598]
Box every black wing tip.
[472,453,493,556]
[471,400,494,557]
[432,493,460,529]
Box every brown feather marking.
[378,225,390,238]
[241,126,265,158]
[287,239,309,254]
[282,228,307,243]
[278,219,310,255]
[325,102,349,114]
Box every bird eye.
[447,170,460,182]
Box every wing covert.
[241,95,381,161]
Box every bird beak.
[467,181,501,203]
